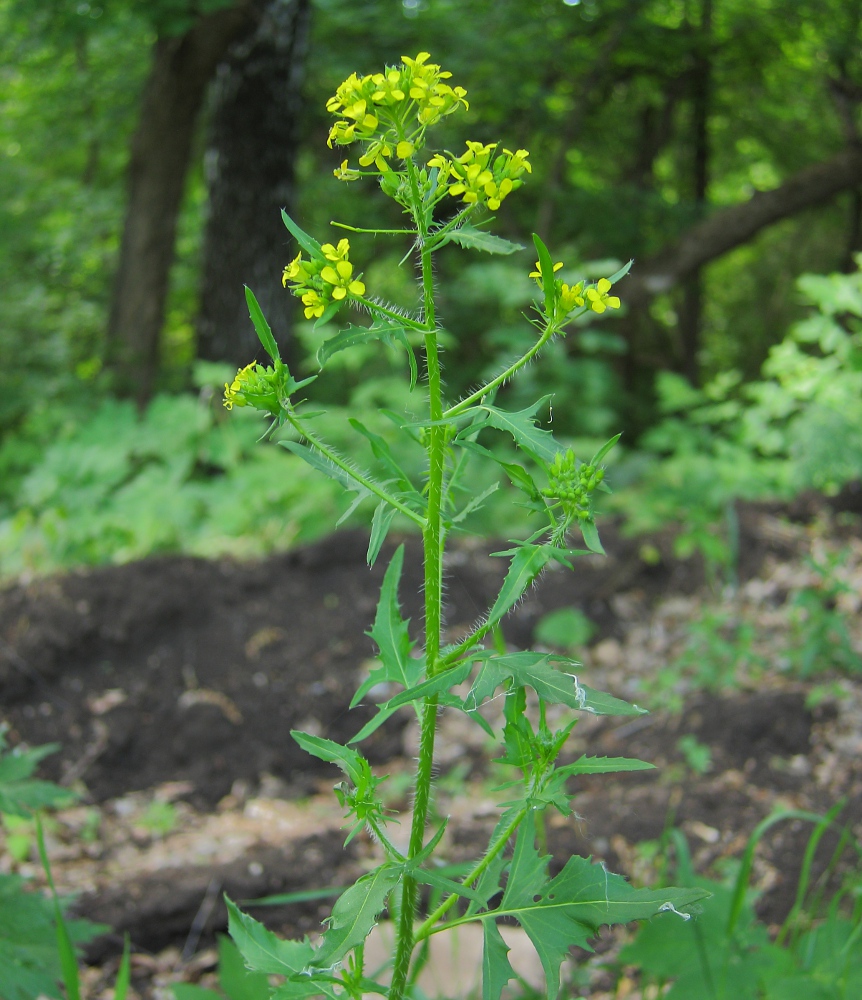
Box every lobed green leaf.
[444,224,525,255]
[477,397,560,464]
[226,898,314,976]
[312,865,402,967]
[290,732,366,786]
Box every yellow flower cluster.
[223,362,285,415]
[429,143,531,210]
[529,260,621,321]
[326,52,468,174]
[282,239,366,319]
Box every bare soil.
[1,490,861,998]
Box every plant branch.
[443,323,556,419]
[285,411,426,527]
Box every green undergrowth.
[618,810,862,1000]
[611,264,862,572]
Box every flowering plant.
[224,52,706,1000]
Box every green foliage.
[0,732,109,1000]
[615,264,862,567]
[618,813,862,1000]
[0,388,350,578]
[172,937,271,1000]
[534,607,596,653]
[221,51,706,1000]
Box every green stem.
[285,411,426,528]
[424,205,476,251]
[352,295,429,332]
[331,221,418,235]
[443,323,556,420]
[413,806,529,943]
[388,160,447,1000]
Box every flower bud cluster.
[529,261,621,322]
[223,361,288,416]
[326,52,468,174]
[282,239,366,319]
[427,143,531,211]
[541,449,605,520]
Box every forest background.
[2,0,862,576]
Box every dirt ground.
[1,489,861,999]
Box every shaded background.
[1,0,861,574]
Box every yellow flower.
[529,260,563,286]
[320,260,366,300]
[586,278,621,314]
[321,239,351,263]
[437,142,531,210]
[282,252,311,288]
[302,289,326,319]
[559,281,585,312]
[333,160,361,182]
[223,362,255,409]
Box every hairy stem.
[388,161,447,1000]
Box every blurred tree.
[105,0,257,401]
[196,0,310,368]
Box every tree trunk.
[678,0,712,385]
[626,145,862,301]
[106,2,255,402]
[196,0,311,369]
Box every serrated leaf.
[554,755,654,777]
[478,397,560,463]
[445,224,525,255]
[482,919,517,1000]
[244,286,280,363]
[313,865,401,967]
[575,683,647,716]
[281,209,323,258]
[280,441,371,500]
[290,732,365,786]
[318,322,418,388]
[349,662,471,744]
[367,501,396,567]
[498,461,543,500]
[385,661,473,711]
[532,234,556,317]
[449,482,499,525]
[365,545,417,691]
[227,898,314,976]
[491,817,709,1000]
[589,433,621,467]
[487,545,554,629]
[464,654,645,717]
